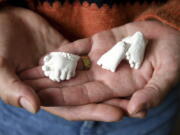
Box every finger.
[42,103,124,122]
[23,38,92,80]
[104,99,147,118]
[20,66,45,80]
[57,38,92,56]
[20,59,85,80]
[39,38,92,65]
[38,81,114,106]
[24,71,90,90]
[104,98,129,111]
[0,58,40,113]
[128,64,178,115]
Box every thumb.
[39,38,92,65]
[128,64,179,115]
[0,58,40,113]
[21,38,92,80]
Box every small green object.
[82,56,91,69]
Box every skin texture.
[0,7,127,119]
[21,21,180,121]
[0,7,69,113]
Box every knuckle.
[81,85,91,103]
[0,80,23,106]
[145,86,162,107]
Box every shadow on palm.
[21,22,155,106]
[20,21,180,121]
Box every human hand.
[21,21,180,119]
[0,7,68,113]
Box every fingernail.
[132,112,147,119]
[19,97,35,113]
[128,106,138,115]
[129,104,145,115]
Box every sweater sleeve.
[135,0,180,31]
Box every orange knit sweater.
[1,0,180,41]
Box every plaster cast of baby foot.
[122,36,132,45]
[97,41,128,72]
[42,52,80,82]
[125,32,148,69]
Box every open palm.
[21,21,180,120]
[0,7,68,113]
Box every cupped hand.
[21,21,180,120]
[0,7,68,113]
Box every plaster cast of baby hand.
[125,32,148,69]
[42,52,80,82]
[97,41,128,72]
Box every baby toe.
[103,65,111,71]
[71,71,76,77]
[49,73,55,81]
[110,68,116,72]
[129,59,134,65]
[55,78,61,82]
[66,72,72,80]
[134,63,140,69]
[129,60,135,68]
[44,71,50,77]
[126,55,130,60]
[44,55,51,62]
[126,52,130,57]
[97,59,102,66]
[53,70,61,82]
[130,63,135,68]
[97,56,105,65]
[42,65,50,71]
[102,65,108,70]
[60,70,67,81]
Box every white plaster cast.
[42,52,80,82]
[125,32,148,69]
[97,31,148,72]
[97,41,128,72]
[122,36,132,45]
